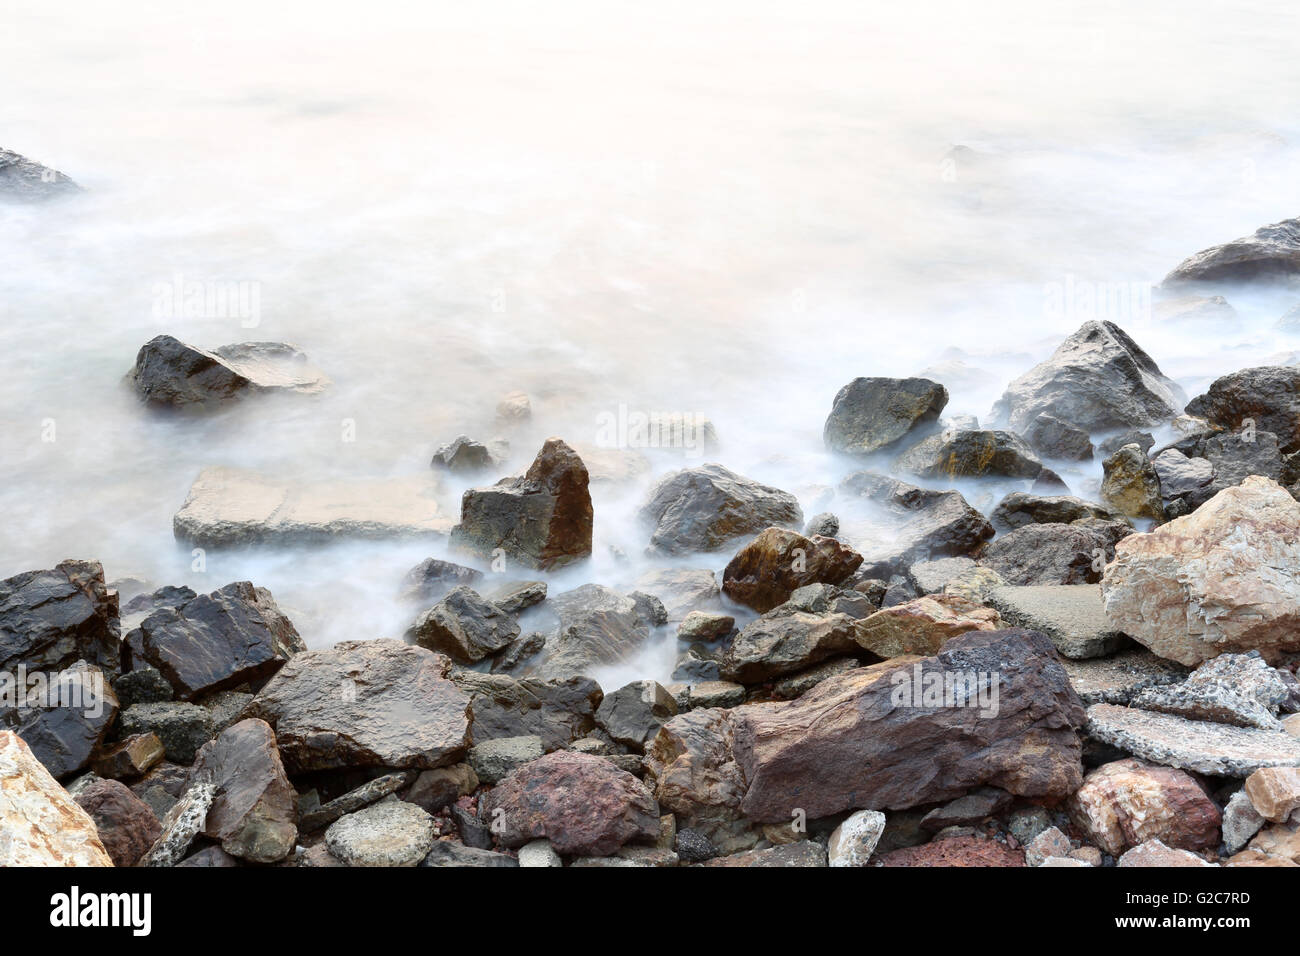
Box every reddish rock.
[1068,758,1221,856]
[852,594,1001,658]
[721,527,863,613]
[92,733,165,780]
[73,778,162,867]
[875,835,1025,867]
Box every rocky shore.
[5,203,1300,868]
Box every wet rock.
[325,798,437,867]
[125,581,304,699]
[482,750,660,856]
[596,681,678,752]
[1245,766,1300,822]
[1117,839,1215,867]
[73,778,162,867]
[719,606,860,684]
[1068,758,1220,855]
[1163,216,1300,288]
[634,568,722,622]
[0,559,119,674]
[1024,413,1094,461]
[1152,448,1215,498]
[990,321,1183,431]
[3,660,119,778]
[398,558,482,603]
[141,781,217,866]
[990,493,1115,530]
[1101,476,1300,665]
[677,611,735,641]
[1032,469,1071,494]
[1185,366,1300,453]
[895,429,1042,480]
[721,527,863,613]
[430,436,506,473]
[852,594,1000,657]
[628,590,668,627]
[119,702,214,764]
[828,809,886,866]
[128,335,328,407]
[839,473,994,570]
[191,718,297,863]
[421,840,518,867]
[92,733,165,780]
[450,438,593,570]
[1130,652,1289,730]
[875,834,1025,867]
[823,377,948,456]
[454,671,601,750]
[0,732,112,866]
[988,584,1129,659]
[535,609,649,681]
[490,631,547,674]
[407,586,519,664]
[1086,704,1300,776]
[244,639,470,773]
[639,464,802,555]
[1061,649,1187,706]
[174,467,453,547]
[698,841,828,867]
[980,519,1131,586]
[468,734,545,784]
[1100,444,1164,520]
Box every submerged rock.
[127,335,328,407]
[823,377,948,456]
[639,464,802,555]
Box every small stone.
[827,809,886,866]
[403,763,478,813]
[421,841,518,867]
[1025,826,1073,866]
[517,839,563,867]
[1116,839,1216,867]
[141,782,217,866]
[674,828,718,862]
[468,735,545,785]
[92,733,166,780]
[687,681,746,709]
[1222,789,1266,854]
[118,702,214,764]
[677,611,736,641]
[325,799,437,867]
[596,681,678,751]
[1245,766,1300,822]
[73,779,161,867]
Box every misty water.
[3,1,1300,688]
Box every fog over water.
[3,1,1299,685]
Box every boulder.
[0,148,81,200]
[639,464,802,555]
[677,611,735,641]
[1185,366,1300,452]
[1244,766,1300,822]
[72,778,162,867]
[1023,413,1094,461]
[450,438,592,570]
[430,436,506,473]
[485,580,548,615]
[191,718,297,863]
[895,429,1042,480]
[823,377,948,456]
[1117,839,1215,867]
[128,335,328,407]
[452,671,601,750]
[118,702,214,764]
[721,527,863,613]
[92,733,165,780]
[325,799,437,867]
[987,584,1129,659]
[1068,758,1220,855]
[1100,476,1300,665]
[989,321,1183,432]
[0,732,112,866]
[244,640,470,773]
[1152,448,1215,499]
[406,586,519,664]
[1100,444,1164,520]
[2,660,119,778]
[398,558,482,602]
[468,735,545,784]
[1164,216,1300,287]
[1086,704,1300,776]
[990,493,1116,530]
[719,607,860,684]
[839,472,993,570]
[0,559,119,673]
[595,681,678,751]
[852,594,1001,657]
[980,519,1132,586]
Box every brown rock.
[721,527,863,613]
[91,733,165,780]
[1245,766,1300,822]
[0,731,113,866]
[73,778,161,867]
[852,594,1001,657]
[874,834,1025,867]
[192,718,297,863]
[1068,758,1221,856]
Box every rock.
[1130,652,1289,729]
[301,771,415,831]
[674,828,718,862]
[1117,839,1215,867]
[1100,476,1300,665]
[823,377,948,456]
[1101,444,1164,520]
[827,809,886,866]
[721,527,863,613]
[1185,366,1300,452]
[0,559,119,674]
[677,611,735,641]
[468,735,545,784]
[191,718,297,863]
[874,834,1025,867]
[1068,758,1220,855]
[895,429,1042,480]
[407,586,519,664]
[0,732,112,865]
[421,840,518,867]
[1099,430,1157,457]
[141,781,217,866]
[770,657,861,700]
[698,841,828,867]
[719,607,860,684]
[404,764,478,813]
[177,846,242,867]
[920,787,1013,832]
[0,148,81,200]
[485,580,548,616]
[532,597,651,680]
[72,779,161,867]
[628,590,668,627]
[852,594,1001,657]
[839,473,994,570]
[244,640,470,773]
[481,751,659,856]
[990,493,1115,530]
[1023,414,1094,461]
[1164,216,1300,287]
[1061,650,1187,705]
[325,799,437,867]
[1025,826,1073,866]
[1086,704,1300,776]
[112,665,174,707]
[453,671,601,750]
[204,689,254,735]
[398,559,483,602]
[118,702,214,764]
[596,681,678,752]
[450,438,593,570]
[124,581,303,699]
[639,464,802,555]
[517,839,564,867]
[987,584,1128,659]
[490,631,547,674]
[687,681,747,709]
[1222,788,1267,853]
[173,466,453,547]
[92,733,165,780]
[804,512,839,537]
[980,519,1131,586]
[3,660,119,778]
[128,335,328,407]
[906,556,978,594]
[633,568,722,622]
[1155,293,1240,330]
[1039,856,1091,867]
[1245,766,1300,822]
[1032,469,1071,494]
[942,565,1007,603]
[1152,449,1215,498]
[430,436,505,473]
[496,390,531,422]
[990,321,1183,431]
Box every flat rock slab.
[988,584,1131,659]
[174,466,453,547]
[1062,650,1187,706]
[1087,704,1300,777]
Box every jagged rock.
[485,580,547,615]
[633,568,722,622]
[173,467,453,547]
[1185,366,1300,452]
[1164,216,1300,287]
[1086,704,1300,776]
[469,735,545,784]
[852,594,1000,657]
[111,665,173,707]
[1117,839,1215,867]
[118,702,213,764]
[430,436,506,473]
[1061,649,1187,705]
[827,809,887,866]
[980,519,1131,586]
[1151,448,1215,499]
[677,611,735,641]
[0,559,119,673]
[990,321,1183,431]
[721,527,863,613]
[596,681,678,752]
[698,841,828,867]
[920,787,1013,832]
[0,148,81,200]
[141,781,218,866]
[987,584,1128,659]
[804,512,839,537]
[529,587,650,679]
[0,732,112,866]
[244,640,470,772]
[191,718,297,863]
[407,586,519,664]
[770,656,861,700]
[719,606,859,684]
[895,429,1042,480]
[823,377,948,456]
[839,473,993,571]
[124,581,303,699]
[92,733,165,780]
[1222,789,1266,853]
[450,438,593,570]
[1245,766,1300,822]
[325,799,437,867]
[73,778,162,867]
[639,464,802,555]
[1023,413,1094,461]
[482,751,660,855]
[1068,758,1220,855]
[127,335,328,407]
[490,631,547,674]
[453,671,601,750]
[3,660,119,778]
[398,558,482,602]
[1130,652,1289,730]
[421,841,518,867]
[990,493,1116,530]
[1101,477,1300,665]
[301,771,415,831]
[1101,444,1164,520]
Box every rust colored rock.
[73,778,162,867]
[92,733,165,780]
[1067,758,1221,856]
[192,718,297,863]
[852,594,1002,658]
[721,527,863,613]
[1245,766,1300,822]
[482,750,659,856]
[874,835,1025,867]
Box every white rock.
[518,839,563,867]
[325,798,436,867]
[827,809,886,867]
[0,731,113,866]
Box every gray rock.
[980,519,1132,586]
[1152,448,1215,498]
[128,335,328,407]
[1163,216,1300,288]
[141,782,217,867]
[677,611,735,641]
[687,681,747,709]
[990,492,1118,530]
[325,798,437,867]
[823,377,948,456]
[1185,366,1300,453]
[403,764,478,813]
[0,559,120,674]
[804,512,840,537]
[987,584,1129,659]
[1129,652,1290,730]
[485,580,547,615]
[907,556,978,594]
[517,839,563,867]
[1023,413,1094,461]
[1061,650,1188,706]
[489,631,547,674]
[0,148,81,201]
[633,568,723,622]
[896,429,1042,480]
[674,828,718,862]
[398,559,482,603]
[421,841,518,867]
[453,670,601,750]
[407,586,520,664]
[770,657,861,700]
[1221,789,1266,854]
[628,591,668,627]
[191,718,297,863]
[112,666,173,707]
[1098,430,1156,458]
[720,606,859,684]
[839,472,994,572]
[920,787,1013,833]
[697,841,828,867]
[430,436,505,473]
[119,702,214,764]
[468,735,545,784]
[301,771,415,832]
[1007,806,1053,846]
[2,660,119,779]
[638,464,802,555]
[596,681,678,751]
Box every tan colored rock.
[721,527,863,613]
[1100,444,1164,521]
[1117,839,1216,867]
[0,731,112,866]
[1100,476,1300,665]
[1068,758,1221,856]
[1237,818,1300,865]
[852,594,1001,658]
[1245,766,1300,822]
